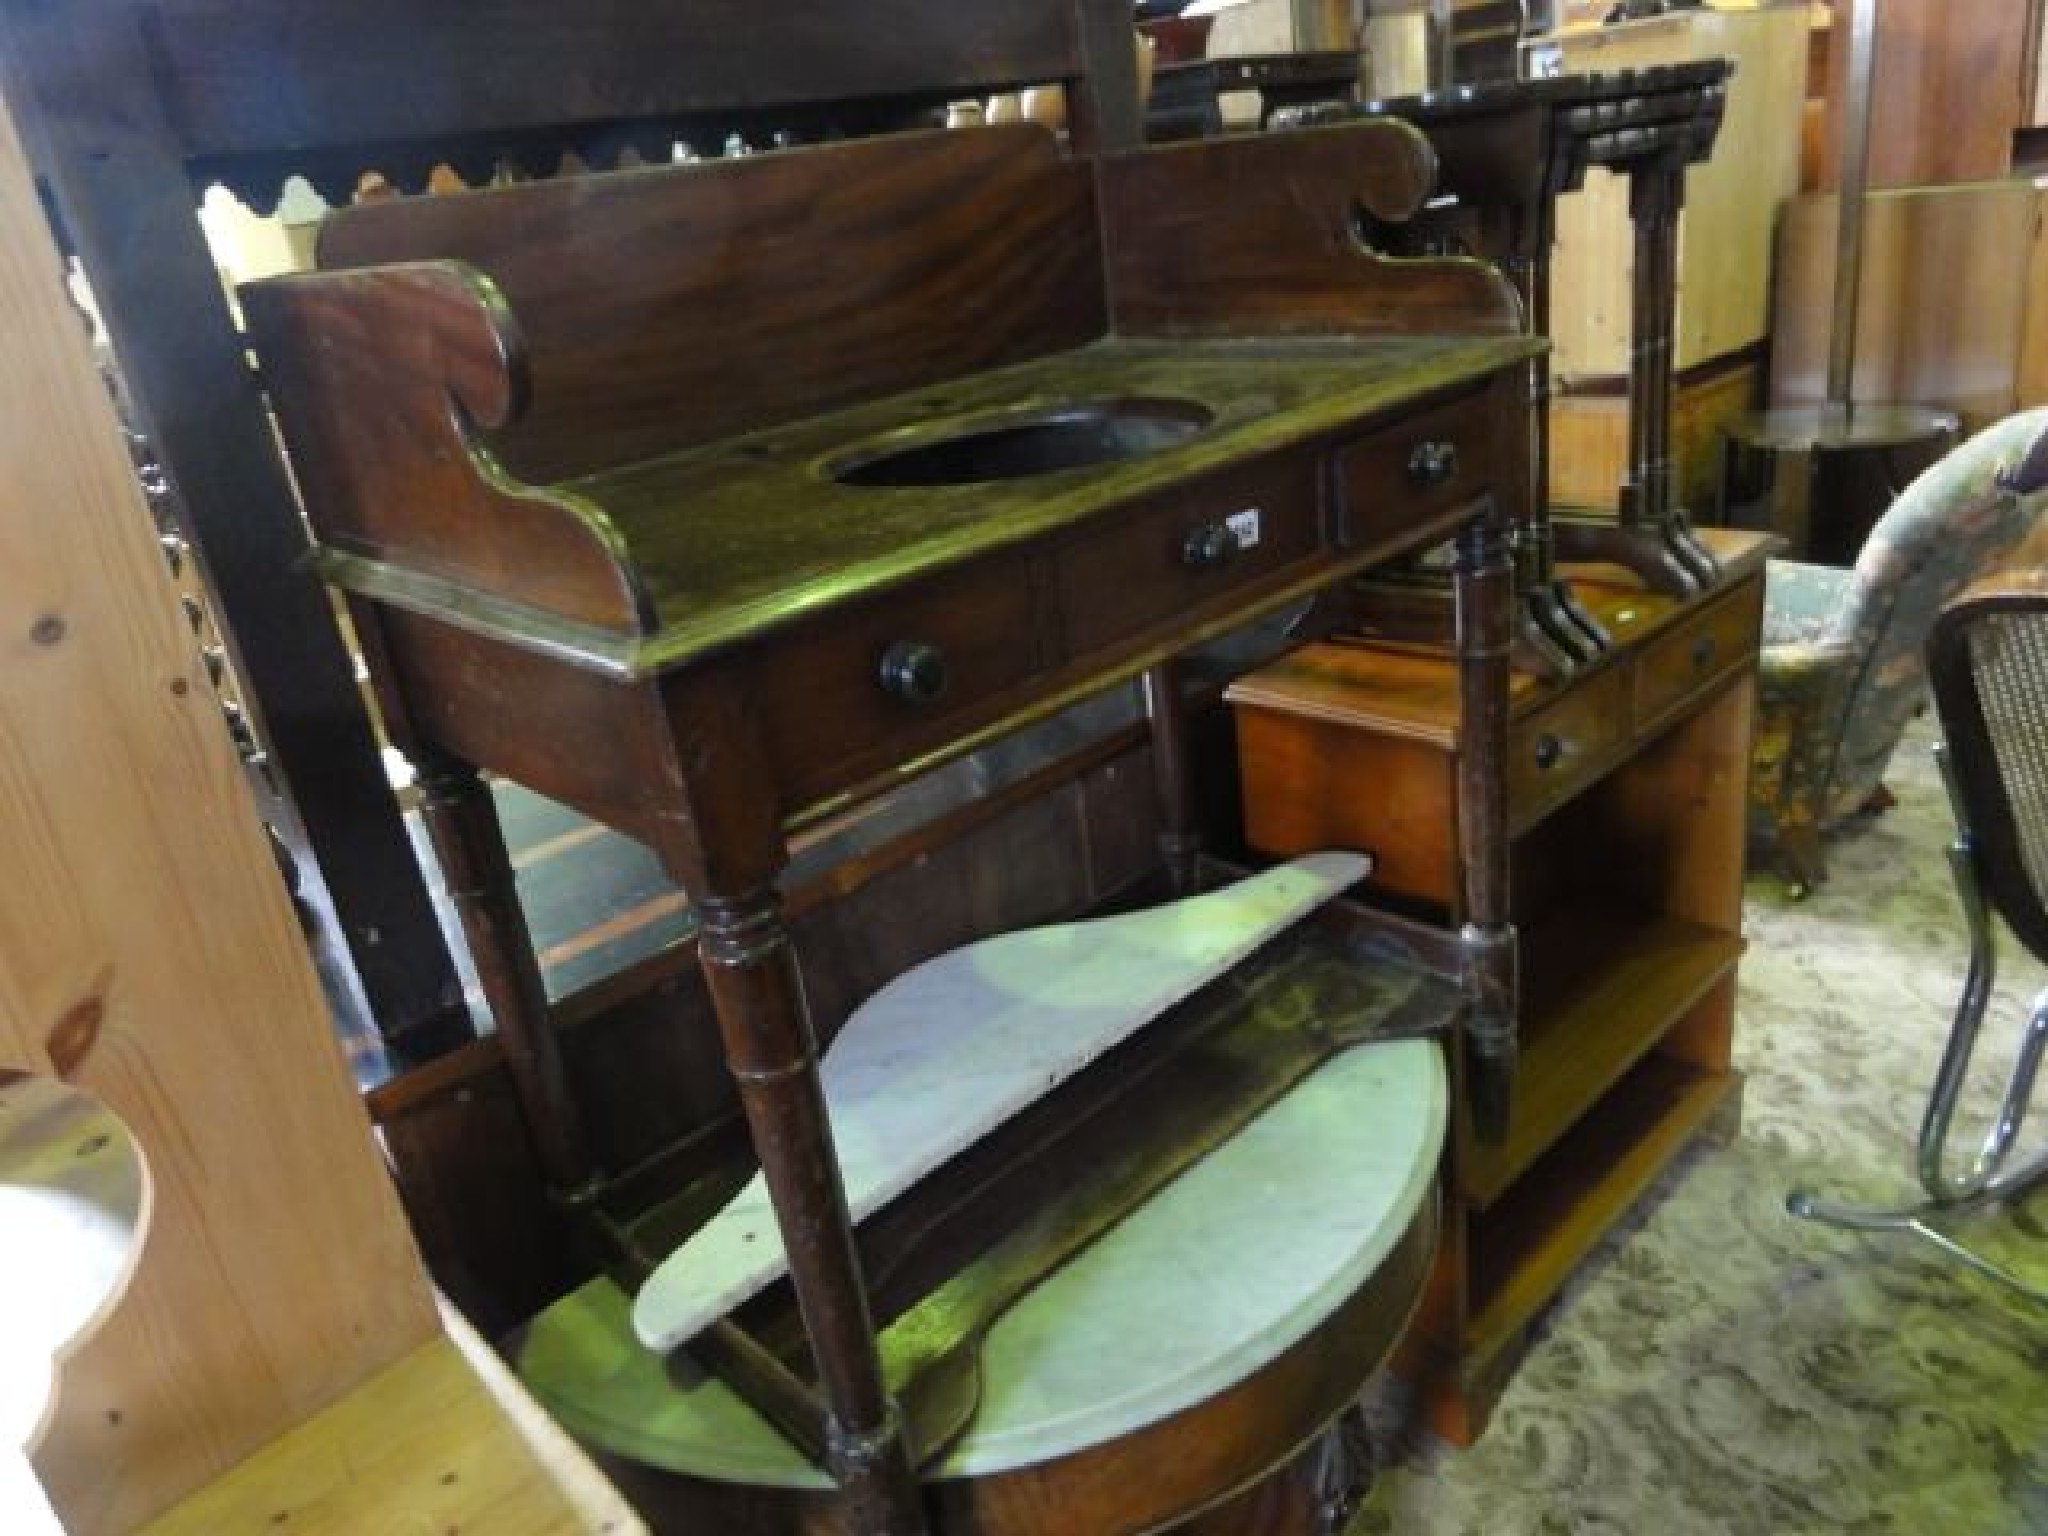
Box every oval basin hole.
[832,397,1213,488]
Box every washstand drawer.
[740,559,1047,807]
[1633,577,1763,731]
[1058,454,1326,657]
[1507,662,1630,827]
[1332,388,1497,555]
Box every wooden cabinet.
[1226,527,1771,1442]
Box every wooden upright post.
[0,80,442,1530]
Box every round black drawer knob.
[1533,732,1564,771]
[1691,634,1717,670]
[1407,440,1459,488]
[878,640,948,704]
[1181,521,1242,570]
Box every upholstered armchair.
[1749,408,2048,893]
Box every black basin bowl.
[830,397,1213,488]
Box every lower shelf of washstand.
[513,1034,1444,1490]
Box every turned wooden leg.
[414,752,596,1199]
[1454,508,1519,1145]
[1618,161,1716,592]
[1515,586,1590,679]
[656,672,922,1533]
[695,885,926,1534]
[1775,821,1828,898]
[1143,661,1203,895]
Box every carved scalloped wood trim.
[1098,120,1528,340]
[241,262,655,639]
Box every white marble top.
[633,852,1370,1353]
[518,1035,1445,1484]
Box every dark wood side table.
[1286,63,1734,674]
[1228,525,1772,1442]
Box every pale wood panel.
[2036,0,2048,126]
[1541,3,1809,381]
[142,1305,645,1536]
[2021,197,2048,410]
[0,82,442,1530]
[1768,181,2041,429]
[1816,0,2027,191]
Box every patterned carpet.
[1348,716,2048,1535]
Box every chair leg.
[1789,770,2048,1305]
[1787,1181,2048,1308]
[1774,820,1827,898]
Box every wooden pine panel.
[2019,199,2048,411]
[0,86,442,1530]
[1548,355,1763,514]
[140,1308,643,1536]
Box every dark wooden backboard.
[0,0,1139,1063]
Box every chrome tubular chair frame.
[1790,573,2048,1307]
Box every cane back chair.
[1790,568,2048,1304]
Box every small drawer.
[1331,388,1497,558]
[1057,453,1325,658]
[742,559,1047,807]
[1633,577,1762,731]
[1507,662,1630,827]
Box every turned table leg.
[1517,250,1610,666]
[1454,507,1519,1145]
[1554,153,1721,599]
[659,676,924,1535]
[413,751,598,1201]
[1144,661,1204,896]
[693,886,923,1532]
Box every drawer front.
[1507,662,1630,827]
[1332,388,1497,557]
[1058,453,1326,657]
[743,559,1048,807]
[1633,576,1762,731]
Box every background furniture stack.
[1747,0,2048,570]
[1528,2,1809,522]
[1769,0,2048,437]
